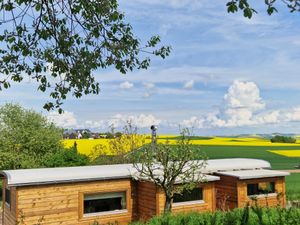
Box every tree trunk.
[164,195,173,214]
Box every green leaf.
[35,3,41,11]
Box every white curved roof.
[216,169,290,180]
[1,158,273,187]
[203,158,271,173]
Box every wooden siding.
[215,175,238,210]
[156,183,216,215]
[136,181,157,221]
[237,177,286,208]
[15,179,135,225]
[2,179,17,225]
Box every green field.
[191,145,300,169]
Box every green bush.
[270,135,296,143]
[43,147,90,167]
[131,206,300,225]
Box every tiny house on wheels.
[1,158,289,225]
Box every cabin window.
[84,191,126,215]
[247,182,275,196]
[5,188,11,206]
[173,187,203,203]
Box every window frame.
[4,187,11,207]
[247,181,276,197]
[173,187,205,206]
[80,189,129,218]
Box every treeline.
[270,135,296,143]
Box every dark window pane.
[84,192,126,214]
[247,182,275,196]
[173,188,203,203]
[5,188,11,205]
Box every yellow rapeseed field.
[63,136,300,156]
[268,150,300,157]
[63,139,111,155]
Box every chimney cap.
[150,125,157,131]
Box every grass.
[286,173,300,200]
[190,145,300,170]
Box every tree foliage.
[131,130,207,213]
[43,147,89,167]
[0,0,170,112]
[270,135,296,143]
[0,103,88,169]
[226,0,300,19]
[0,103,63,169]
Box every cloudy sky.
[1,0,300,135]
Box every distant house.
[1,158,289,225]
[63,129,92,139]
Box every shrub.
[43,147,89,167]
[131,206,300,225]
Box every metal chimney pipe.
[150,125,157,144]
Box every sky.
[1,0,300,135]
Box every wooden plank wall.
[136,181,157,221]
[215,175,238,210]
[156,183,216,215]
[237,177,286,208]
[15,179,135,225]
[2,179,17,225]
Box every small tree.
[131,129,207,213]
[91,121,146,164]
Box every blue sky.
[2,0,300,135]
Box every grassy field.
[191,145,300,170]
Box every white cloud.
[47,111,77,128]
[143,92,152,98]
[120,81,134,89]
[128,114,161,128]
[143,82,155,89]
[181,116,204,128]
[224,80,265,112]
[82,114,161,130]
[285,107,300,122]
[183,80,195,89]
[255,111,280,124]
[180,80,281,128]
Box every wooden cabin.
[215,169,288,210]
[1,158,289,225]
